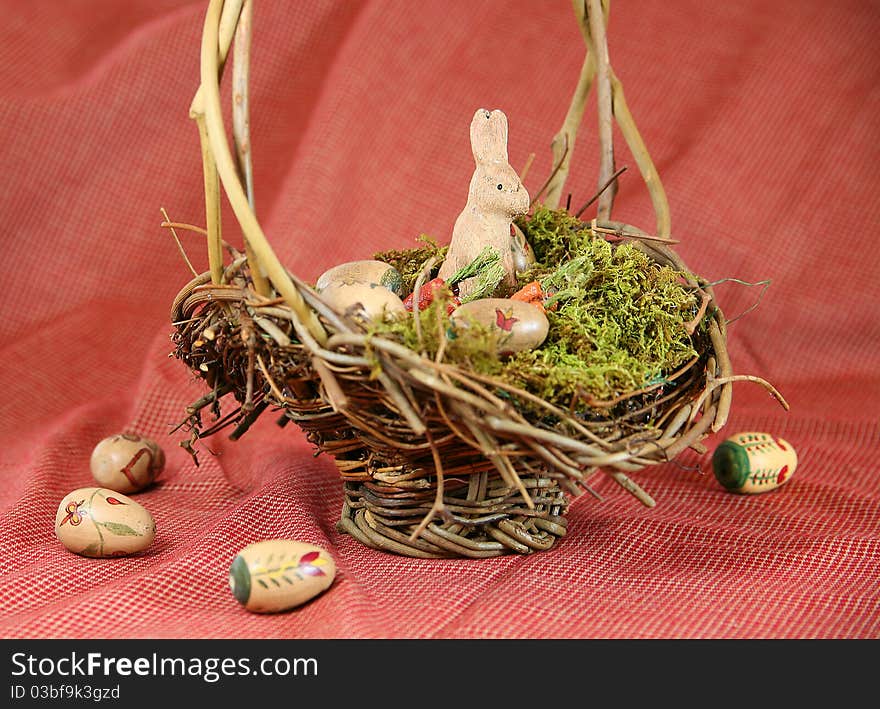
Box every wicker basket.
[170,0,785,558]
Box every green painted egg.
[712,431,797,494]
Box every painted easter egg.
[229,540,336,614]
[315,260,405,297]
[450,297,549,355]
[712,431,798,494]
[319,281,407,322]
[90,433,165,493]
[55,487,156,557]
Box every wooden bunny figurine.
[438,108,530,299]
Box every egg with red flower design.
[54,487,156,557]
[450,297,549,355]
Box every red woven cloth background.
[1,0,878,640]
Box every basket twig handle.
[610,71,671,238]
[543,0,672,239]
[231,0,271,297]
[232,0,255,211]
[195,0,328,345]
[189,0,243,286]
[542,1,598,210]
[586,0,617,220]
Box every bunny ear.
[470,108,509,164]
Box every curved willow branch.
[543,0,671,239]
[232,0,271,297]
[196,0,327,345]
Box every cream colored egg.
[229,540,336,613]
[712,431,798,494]
[90,433,165,493]
[451,297,549,355]
[319,281,407,322]
[315,260,404,297]
[55,487,156,558]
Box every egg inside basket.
[170,0,786,558]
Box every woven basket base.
[335,474,569,559]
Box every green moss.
[367,290,503,376]
[370,206,705,416]
[514,205,590,265]
[374,235,448,295]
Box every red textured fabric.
[1,0,878,639]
